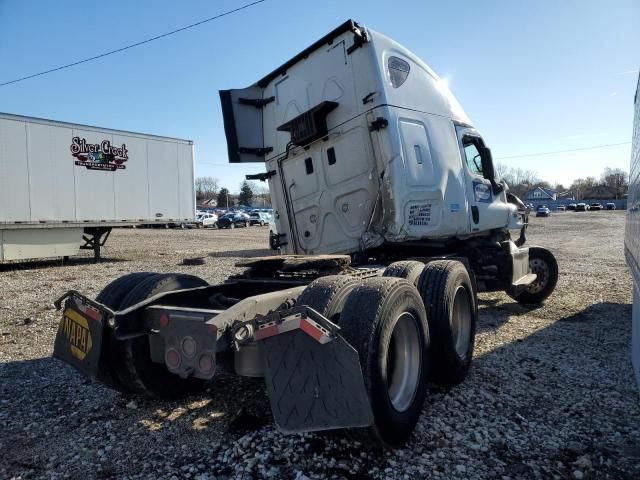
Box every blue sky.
[0,0,638,191]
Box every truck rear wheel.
[95,272,160,392]
[507,246,558,305]
[296,275,359,323]
[339,277,430,447]
[382,261,425,286]
[417,260,476,386]
[112,273,210,398]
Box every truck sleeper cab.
[221,20,517,257]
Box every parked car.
[196,212,218,228]
[556,205,566,212]
[536,206,551,217]
[575,203,589,212]
[567,203,577,211]
[217,212,251,229]
[590,203,603,211]
[606,202,617,210]
[249,212,272,226]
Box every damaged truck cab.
[53,20,558,447]
[221,21,519,257]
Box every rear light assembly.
[147,307,218,380]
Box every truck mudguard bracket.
[238,147,274,157]
[369,117,388,132]
[346,25,369,55]
[239,96,275,108]
[246,170,277,182]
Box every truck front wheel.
[417,260,477,386]
[339,277,430,447]
[507,246,558,305]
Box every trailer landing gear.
[81,227,112,263]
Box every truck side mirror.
[478,145,503,195]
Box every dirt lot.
[1,213,639,480]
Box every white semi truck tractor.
[53,20,558,446]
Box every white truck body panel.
[626,72,640,387]
[0,113,195,261]
[220,20,515,256]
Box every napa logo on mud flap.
[70,136,128,172]
[473,181,492,203]
[61,309,93,360]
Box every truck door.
[456,127,510,233]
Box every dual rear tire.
[299,260,476,446]
[96,272,210,398]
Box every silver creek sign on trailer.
[0,112,195,261]
[626,71,640,387]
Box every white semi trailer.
[53,20,558,446]
[0,113,195,262]
[627,72,640,387]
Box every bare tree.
[250,181,272,208]
[195,176,220,202]
[601,167,628,199]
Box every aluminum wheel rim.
[387,312,421,412]
[452,286,472,358]
[527,258,549,294]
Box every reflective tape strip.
[253,314,333,344]
[255,324,279,341]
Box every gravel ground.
[1,213,639,480]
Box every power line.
[495,141,631,160]
[196,141,632,166]
[0,0,267,87]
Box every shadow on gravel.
[0,256,126,272]
[477,298,539,333]
[208,248,274,259]
[470,300,638,479]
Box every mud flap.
[261,330,373,433]
[53,293,107,380]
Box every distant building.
[524,187,557,201]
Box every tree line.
[496,164,628,200]
[195,177,271,208]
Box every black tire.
[417,260,477,386]
[339,277,430,447]
[507,246,558,305]
[112,273,210,398]
[296,275,359,324]
[95,272,160,392]
[382,261,425,286]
